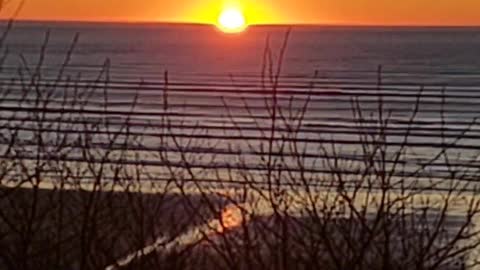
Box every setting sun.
[217,8,247,33]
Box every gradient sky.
[3,0,480,26]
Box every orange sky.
[2,0,480,26]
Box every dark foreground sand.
[0,186,227,269]
[0,187,469,270]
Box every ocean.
[4,22,480,81]
[1,21,480,188]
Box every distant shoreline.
[1,19,480,29]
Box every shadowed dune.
[143,212,468,270]
[0,187,227,269]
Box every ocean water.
[2,22,480,81]
[1,21,480,189]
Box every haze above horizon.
[2,0,480,26]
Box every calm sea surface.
[2,21,480,188]
[3,22,480,82]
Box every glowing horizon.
[2,0,480,26]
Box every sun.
[217,8,247,33]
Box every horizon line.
[2,18,480,28]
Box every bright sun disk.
[217,8,247,33]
